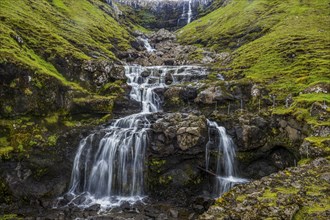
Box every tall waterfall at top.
[206,120,248,196]
[63,65,207,210]
[187,0,192,23]
[115,0,214,29]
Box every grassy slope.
[0,0,133,156]
[178,1,330,217]
[178,0,330,126]
[201,157,330,219]
[0,0,131,88]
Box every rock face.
[122,29,219,66]
[151,113,207,152]
[194,86,234,104]
[147,113,208,206]
[115,0,214,29]
[0,127,93,216]
[81,60,126,90]
[0,63,72,116]
[199,157,330,220]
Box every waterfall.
[63,65,207,210]
[187,0,192,23]
[137,36,155,53]
[206,120,248,197]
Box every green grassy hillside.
[0,0,131,83]
[0,0,134,157]
[178,0,330,126]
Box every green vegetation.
[178,0,330,126]
[0,214,22,220]
[0,0,135,156]
[210,158,330,219]
[0,0,131,91]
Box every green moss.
[236,194,246,202]
[62,120,76,127]
[275,187,299,195]
[149,159,166,174]
[44,114,59,124]
[159,175,173,185]
[0,146,14,157]
[0,214,22,220]
[188,48,204,62]
[73,95,115,113]
[298,158,312,165]
[272,107,293,116]
[4,106,12,114]
[262,189,277,199]
[304,136,330,155]
[99,80,125,96]
[47,135,58,146]
[0,0,134,98]
[294,203,330,219]
[179,0,330,126]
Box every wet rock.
[310,102,329,120]
[150,29,176,42]
[169,209,179,218]
[152,113,207,151]
[141,70,151,77]
[285,125,300,141]
[303,83,329,94]
[85,204,100,212]
[299,140,326,158]
[251,84,260,97]
[195,86,234,104]
[82,60,125,88]
[200,158,330,219]
[192,204,205,214]
[164,72,173,85]
[163,59,175,66]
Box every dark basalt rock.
[115,0,214,30]
[0,126,94,216]
[199,157,330,219]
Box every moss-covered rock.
[178,0,330,128]
[199,157,330,219]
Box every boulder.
[195,86,234,104]
[152,113,207,152]
[82,60,125,89]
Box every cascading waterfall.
[62,64,207,210]
[138,36,155,53]
[187,0,192,23]
[206,120,248,197]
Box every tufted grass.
[178,0,330,126]
[0,0,132,90]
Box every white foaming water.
[206,120,248,197]
[138,37,156,53]
[187,0,192,23]
[60,65,207,210]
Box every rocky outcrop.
[146,113,209,208]
[194,86,234,104]
[122,29,220,66]
[151,113,207,152]
[115,0,214,29]
[199,157,330,219]
[0,126,94,216]
[81,60,126,90]
[0,63,74,117]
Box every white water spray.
[138,37,156,53]
[61,65,207,210]
[187,0,192,23]
[206,120,248,196]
